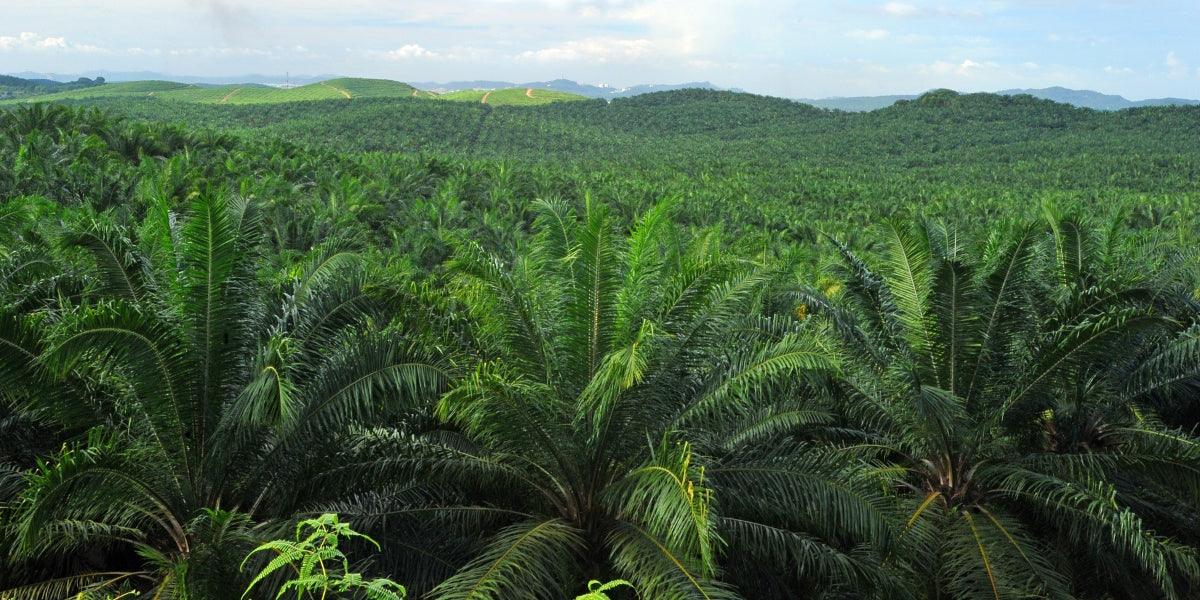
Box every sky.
[2,0,1199,99]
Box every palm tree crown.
[806,217,1200,598]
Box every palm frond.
[606,522,741,600]
[429,518,584,600]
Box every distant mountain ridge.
[409,78,727,98]
[997,86,1200,110]
[805,87,1200,112]
[4,72,1197,110]
[7,70,337,86]
[798,94,920,111]
[12,72,728,99]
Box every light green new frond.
[222,334,296,431]
[606,439,720,576]
[438,361,571,467]
[578,319,654,440]
[614,197,674,345]
[882,220,937,378]
[451,239,554,379]
[565,199,621,385]
[606,523,741,600]
[1045,210,1087,289]
[179,192,258,452]
[573,578,634,600]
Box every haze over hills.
[7,70,337,86]
[798,94,920,112]
[410,78,728,98]
[9,71,729,99]
[998,86,1200,110]
[807,87,1200,112]
[5,71,1200,111]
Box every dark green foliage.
[1,93,1199,599]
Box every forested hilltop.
[2,91,1200,599]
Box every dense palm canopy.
[0,187,447,597]
[805,217,1200,598]
[1,102,1199,599]
[316,198,901,598]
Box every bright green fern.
[241,514,406,600]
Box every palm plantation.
[1,105,1200,599]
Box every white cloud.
[0,31,124,55]
[882,2,918,17]
[880,2,983,19]
[517,37,654,63]
[847,28,889,41]
[923,58,988,76]
[1104,65,1133,75]
[1166,51,1189,78]
[380,44,437,60]
[0,32,72,51]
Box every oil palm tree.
[1,191,448,598]
[321,198,899,599]
[805,216,1200,598]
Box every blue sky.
[2,0,1198,98]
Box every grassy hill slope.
[439,87,588,105]
[10,80,193,102]
[1,78,592,106]
[0,77,420,105]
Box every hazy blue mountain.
[797,94,920,111]
[7,72,1197,110]
[794,87,1200,112]
[604,81,725,97]
[410,78,722,98]
[7,71,335,86]
[998,86,1200,110]
[408,80,519,92]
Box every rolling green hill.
[0,77,592,106]
[8,79,193,101]
[0,77,421,105]
[0,75,107,100]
